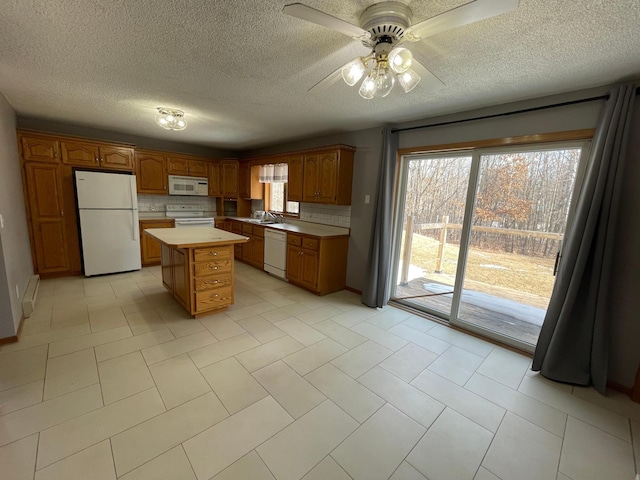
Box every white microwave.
[168,175,208,196]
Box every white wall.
[0,93,33,337]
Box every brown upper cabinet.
[20,134,60,163]
[221,160,239,198]
[136,150,167,194]
[238,162,263,200]
[239,162,250,199]
[302,148,354,205]
[248,146,354,206]
[208,161,222,197]
[287,154,304,202]
[61,140,134,171]
[167,156,209,177]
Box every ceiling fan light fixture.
[359,73,377,99]
[388,47,413,74]
[397,68,421,93]
[155,107,187,131]
[374,65,395,97]
[342,58,367,86]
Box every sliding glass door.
[392,153,472,319]
[391,142,588,350]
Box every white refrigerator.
[75,171,142,276]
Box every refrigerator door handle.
[129,176,137,209]
[132,211,139,241]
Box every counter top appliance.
[75,171,142,276]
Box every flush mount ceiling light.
[155,107,187,130]
[283,0,520,99]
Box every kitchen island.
[144,227,248,317]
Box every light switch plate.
[0,214,4,229]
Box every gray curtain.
[532,83,636,393]
[362,127,399,308]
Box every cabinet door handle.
[208,251,218,256]
[60,210,64,217]
[95,158,99,163]
[213,294,219,298]
[213,280,219,284]
[100,158,104,163]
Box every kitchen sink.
[246,219,276,224]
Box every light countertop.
[144,227,248,248]
[228,218,350,238]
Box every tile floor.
[1,263,639,480]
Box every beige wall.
[0,93,33,337]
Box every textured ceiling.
[1,0,639,149]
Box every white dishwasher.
[264,229,287,279]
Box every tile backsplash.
[137,194,217,215]
[300,204,351,228]
[137,194,351,228]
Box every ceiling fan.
[283,0,520,99]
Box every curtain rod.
[391,94,611,134]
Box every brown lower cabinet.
[286,233,348,295]
[220,218,348,295]
[140,219,175,266]
[241,223,265,269]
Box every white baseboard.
[22,274,40,318]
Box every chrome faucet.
[265,211,277,220]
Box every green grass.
[402,232,555,305]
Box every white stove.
[166,205,215,227]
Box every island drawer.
[193,259,232,276]
[194,246,232,263]
[195,286,233,312]
[194,274,232,292]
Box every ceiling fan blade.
[283,3,371,41]
[411,60,445,93]
[308,64,345,93]
[404,0,520,41]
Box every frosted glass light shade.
[155,108,187,131]
[388,47,413,74]
[397,69,421,93]
[342,58,366,86]
[359,73,377,99]
[374,69,395,97]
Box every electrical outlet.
[364,195,370,204]
[15,284,19,299]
